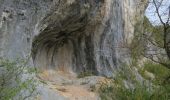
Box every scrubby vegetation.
[139,61,170,84]
[98,15,170,100]
[98,62,170,100]
[0,58,38,100]
[96,12,170,99]
[77,71,95,78]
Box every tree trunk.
[165,26,170,60]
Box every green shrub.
[98,80,116,100]
[140,61,170,84]
[77,71,95,78]
[98,63,170,100]
[98,77,170,100]
[0,58,38,100]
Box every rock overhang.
[32,0,106,75]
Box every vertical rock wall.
[0,0,147,76]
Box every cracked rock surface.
[0,0,147,99]
[0,0,146,76]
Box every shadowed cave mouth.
[32,18,98,76]
[31,0,108,76]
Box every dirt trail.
[38,70,104,100]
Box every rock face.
[0,0,148,99]
[0,0,147,76]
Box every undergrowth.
[77,71,95,78]
[0,58,38,100]
[98,62,170,100]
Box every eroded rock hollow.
[32,0,107,75]
[0,0,147,76]
[33,0,128,76]
[0,0,148,99]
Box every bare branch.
[166,6,170,24]
[144,54,170,69]
[153,0,166,26]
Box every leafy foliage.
[139,61,170,84]
[131,17,161,57]
[77,71,95,78]
[0,58,38,100]
[98,63,170,100]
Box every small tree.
[0,58,38,100]
[152,0,170,60]
[137,0,170,69]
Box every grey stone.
[0,0,148,99]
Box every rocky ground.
[36,70,107,100]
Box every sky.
[145,0,170,25]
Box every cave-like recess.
[32,0,125,76]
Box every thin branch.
[144,54,170,69]
[166,6,170,25]
[153,0,166,26]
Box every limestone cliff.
[0,0,147,76]
[0,0,149,99]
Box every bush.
[0,58,38,100]
[77,71,95,78]
[98,77,170,100]
[140,62,170,84]
[98,63,170,100]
